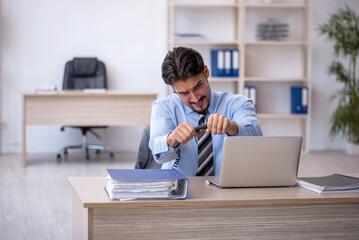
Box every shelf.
[171,0,239,7]
[244,77,308,82]
[167,0,311,152]
[172,3,239,8]
[245,41,308,46]
[210,77,239,82]
[245,4,309,9]
[172,40,240,46]
[257,113,308,119]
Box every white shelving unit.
[167,0,311,152]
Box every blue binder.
[245,85,257,107]
[291,86,308,114]
[211,49,225,77]
[212,49,240,77]
[107,169,187,181]
[223,49,231,77]
[231,49,239,77]
[105,169,189,200]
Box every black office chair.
[57,57,114,161]
[135,126,162,169]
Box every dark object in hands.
[195,123,207,131]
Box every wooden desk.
[68,176,359,240]
[22,90,157,166]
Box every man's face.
[172,66,211,113]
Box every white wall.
[0,0,167,153]
[0,0,358,153]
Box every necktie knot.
[199,114,206,125]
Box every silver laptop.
[207,136,302,188]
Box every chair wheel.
[56,154,62,162]
[110,152,114,158]
[64,150,68,156]
[96,150,100,154]
[86,155,90,160]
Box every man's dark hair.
[161,47,205,85]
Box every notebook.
[207,136,302,188]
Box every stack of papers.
[105,169,189,201]
[174,33,205,41]
[256,18,289,41]
[35,86,58,94]
[296,173,359,194]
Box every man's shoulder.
[213,90,246,102]
[153,93,183,108]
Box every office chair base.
[58,126,114,161]
[57,144,114,161]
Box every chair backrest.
[63,57,107,89]
[135,126,162,169]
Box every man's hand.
[206,113,238,136]
[167,122,201,148]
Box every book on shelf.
[224,49,231,76]
[291,86,308,114]
[211,49,225,77]
[244,86,257,107]
[231,49,239,77]
[35,86,59,94]
[105,169,189,201]
[296,173,359,194]
[211,49,240,78]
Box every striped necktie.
[196,114,214,176]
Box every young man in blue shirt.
[149,47,262,176]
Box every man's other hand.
[206,113,238,136]
[167,122,200,148]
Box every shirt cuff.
[233,121,245,136]
[153,133,180,163]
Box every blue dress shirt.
[149,90,263,176]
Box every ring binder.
[105,169,189,200]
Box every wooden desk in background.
[68,176,359,240]
[22,90,157,166]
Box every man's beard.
[191,95,208,114]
